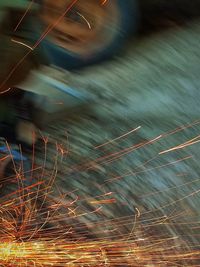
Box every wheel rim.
[41,0,119,55]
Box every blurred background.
[1,1,200,266]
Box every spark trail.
[0,121,200,266]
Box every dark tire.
[41,0,139,70]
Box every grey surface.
[34,18,200,265]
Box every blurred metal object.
[18,67,95,128]
[0,1,90,141]
[0,0,95,146]
[0,0,42,94]
[41,0,119,55]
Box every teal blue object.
[0,146,27,161]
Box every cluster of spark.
[0,197,199,267]
[0,239,199,267]
[0,121,200,266]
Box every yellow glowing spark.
[11,39,33,50]
[101,0,108,5]
[95,126,141,149]
[135,207,141,218]
[0,87,11,94]
[159,135,200,155]
[90,198,116,205]
[77,12,92,29]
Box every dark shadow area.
[139,0,200,34]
